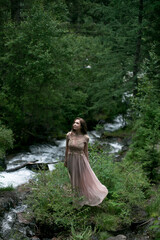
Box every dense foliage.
[0,1,159,239]
[0,122,13,159]
[125,51,160,181]
[0,0,159,146]
[25,145,150,238]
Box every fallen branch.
[6,161,59,172]
[137,218,154,228]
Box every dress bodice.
[66,132,89,153]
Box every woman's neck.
[73,130,82,135]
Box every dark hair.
[72,117,87,134]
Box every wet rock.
[107,235,126,240]
[0,191,18,217]
[31,237,40,240]
[25,225,35,237]
[126,232,150,240]
[0,184,38,240]
[1,211,17,239]
[17,212,30,224]
[1,211,36,240]
[26,163,49,171]
[17,184,32,201]
[130,206,148,229]
[143,217,160,239]
[91,235,99,240]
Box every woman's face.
[73,119,81,131]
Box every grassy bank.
[0,186,14,192]
[102,126,134,138]
[24,144,155,239]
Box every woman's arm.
[64,135,69,167]
[84,142,89,162]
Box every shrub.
[146,188,160,218]
[0,122,13,159]
[125,51,160,181]
[26,144,150,237]
[70,225,93,240]
[0,185,14,191]
[146,188,160,239]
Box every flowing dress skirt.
[67,151,108,206]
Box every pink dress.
[66,131,108,206]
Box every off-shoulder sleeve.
[85,134,89,143]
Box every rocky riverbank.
[0,190,18,218]
[0,183,159,240]
[0,118,159,240]
[0,184,38,240]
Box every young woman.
[64,117,108,206]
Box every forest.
[0,0,160,239]
[0,0,159,146]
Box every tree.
[125,50,160,181]
[133,0,143,94]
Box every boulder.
[107,235,127,240]
[0,191,18,217]
[30,237,40,240]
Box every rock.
[0,191,18,217]
[31,237,41,240]
[17,184,32,200]
[1,211,17,239]
[107,235,127,240]
[98,119,106,125]
[130,205,148,229]
[17,212,30,224]
[25,225,35,237]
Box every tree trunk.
[11,0,21,22]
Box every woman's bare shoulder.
[66,131,72,139]
[84,134,89,142]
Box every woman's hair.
[72,117,87,134]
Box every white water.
[0,115,126,240]
[0,115,125,188]
[0,168,36,188]
[0,143,65,188]
[104,115,125,132]
[1,205,27,237]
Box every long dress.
[66,131,108,206]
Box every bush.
[89,144,150,228]
[125,51,160,181]
[0,186,14,191]
[146,188,160,218]
[25,144,150,237]
[146,188,160,239]
[70,225,93,240]
[0,122,13,159]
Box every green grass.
[102,126,134,138]
[25,143,151,238]
[0,185,14,192]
